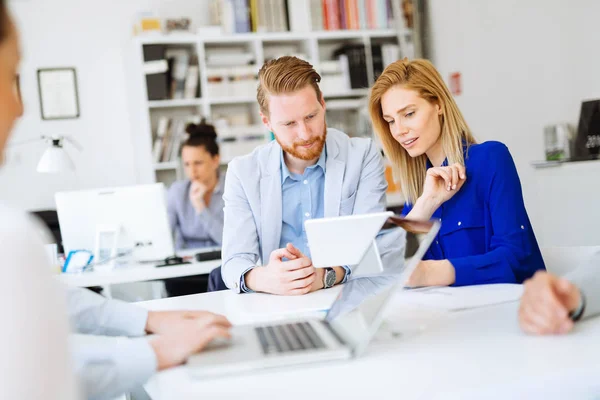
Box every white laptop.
[187,213,440,379]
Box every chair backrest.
[541,246,600,277]
[207,266,228,292]
[31,209,63,253]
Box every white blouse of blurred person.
[0,3,78,399]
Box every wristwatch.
[569,291,586,322]
[323,267,336,289]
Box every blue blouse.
[402,141,545,286]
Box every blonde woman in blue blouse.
[369,59,545,287]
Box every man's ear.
[319,93,326,111]
[260,112,272,131]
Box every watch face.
[325,269,336,287]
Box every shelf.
[137,29,408,45]
[154,161,179,171]
[136,33,198,45]
[219,124,267,138]
[148,98,203,108]
[207,96,256,105]
[326,98,365,110]
[206,90,368,105]
[324,88,370,98]
[531,157,600,169]
[311,28,400,40]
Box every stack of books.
[288,0,394,32]
[152,115,201,163]
[214,0,395,34]
[204,49,258,99]
[216,0,289,34]
[144,45,200,101]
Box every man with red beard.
[221,56,404,295]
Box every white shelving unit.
[154,161,180,171]
[148,98,203,108]
[131,17,415,191]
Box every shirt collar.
[426,158,448,169]
[280,145,327,184]
[426,141,470,169]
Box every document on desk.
[393,284,524,312]
[225,285,344,324]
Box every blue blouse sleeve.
[401,202,413,216]
[449,143,538,286]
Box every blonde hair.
[369,58,476,205]
[257,56,323,116]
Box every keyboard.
[255,322,327,355]
[195,249,221,262]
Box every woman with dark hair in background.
[165,119,225,295]
[167,119,224,249]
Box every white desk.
[57,259,221,298]
[138,284,600,399]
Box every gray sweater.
[167,178,225,249]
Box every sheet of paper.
[224,285,343,324]
[391,284,524,312]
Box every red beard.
[276,123,327,161]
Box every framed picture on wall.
[37,67,80,120]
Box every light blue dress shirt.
[67,286,156,400]
[278,147,326,257]
[241,146,350,292]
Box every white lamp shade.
[36,146,75,173]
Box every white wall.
[426,0,600,246]
[0,0,213,211]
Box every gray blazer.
[167,178,224,249]
[568,251,600,320]
[221,128,405,292]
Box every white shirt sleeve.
[0,206,79,400]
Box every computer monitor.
[55,183,174,262]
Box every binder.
[143,45,169,101]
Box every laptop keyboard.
[255,322,327,355]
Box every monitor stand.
[93,224,121,271]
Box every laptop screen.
[324,216,440,356]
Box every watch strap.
[569,291,586,322]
